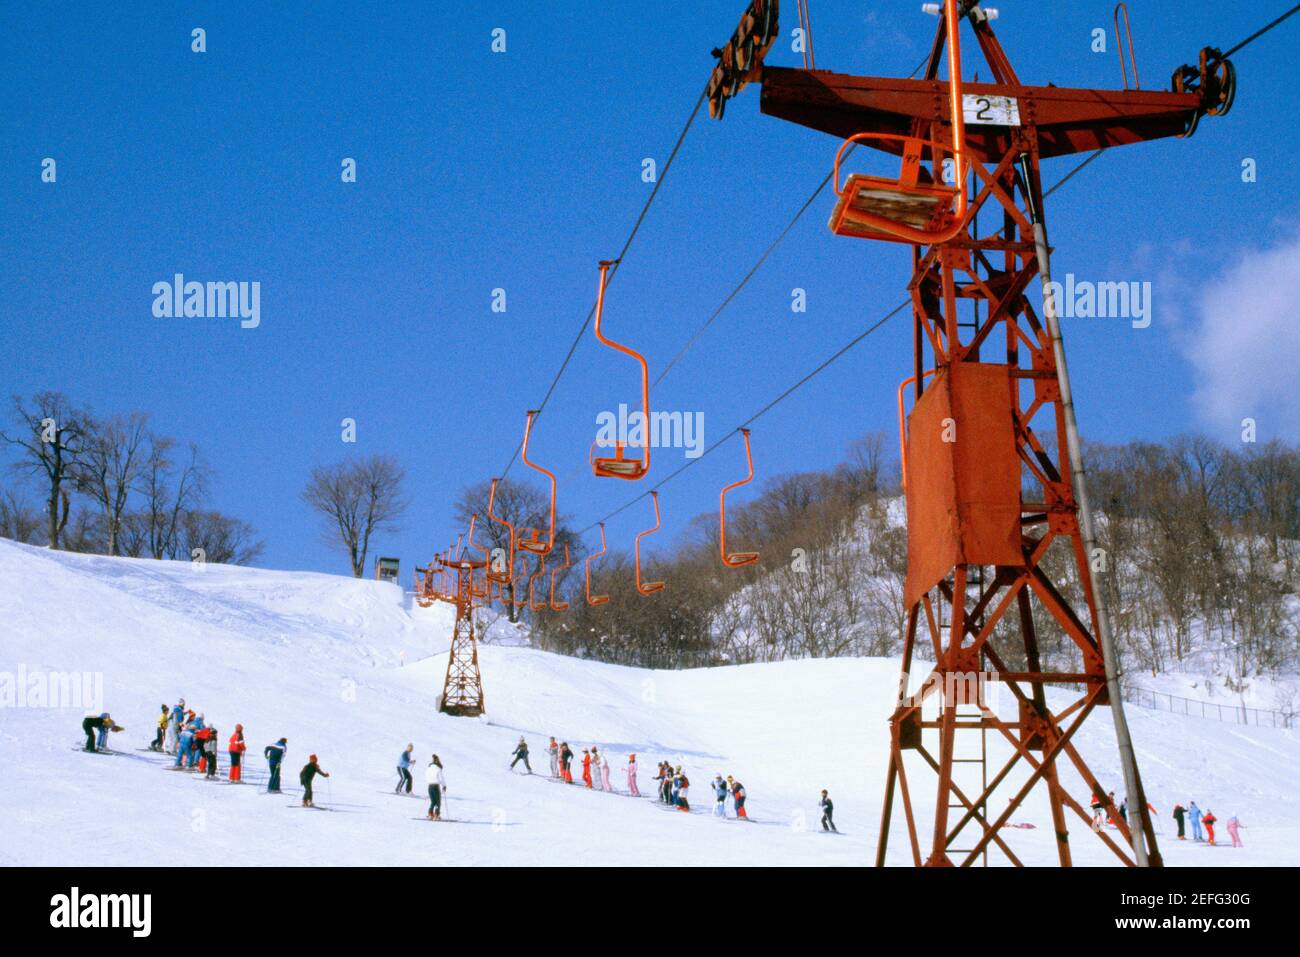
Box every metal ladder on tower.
[938,564,990,867]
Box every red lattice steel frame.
[436,555,487,717]
[717,0,1234,867]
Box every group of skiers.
[515,735,786,824]
[149,700,248,782]
[396,743,448,820]
[1172,801,1243,847]
[82,702,338,808]
[1088,789,1245,848]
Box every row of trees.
[0,390,414,579]
[0,391,261,564]
[488,432,1298,683]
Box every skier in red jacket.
[1202,809,1218,845]
[195,726,215,774]
[228,724,247,782]
[581,748,593,788]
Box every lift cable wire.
[574,5,1299,537]
[1222,3,1298,57]
[654,54,931,388]
[485,7,1295,543]
[574,143,1123,537]
[497,87,708,480]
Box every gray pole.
[1017,155,1150,867]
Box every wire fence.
[1127,686,1295,730]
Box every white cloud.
[1183,231,1300,438]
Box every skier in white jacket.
[425,755,447,820]
[599,750,612,792]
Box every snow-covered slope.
[0,538,1295,866]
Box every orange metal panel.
[903,363,1022,606]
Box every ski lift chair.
[517,410,557,556]
[719,429,760,568]
[591,259,652,480]
[586,523,610,606]
[828,0,969,245]
[635,492,666,596]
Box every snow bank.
[0,538,1294,866]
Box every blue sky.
[2,1,1296,575]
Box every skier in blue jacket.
[264,738,287,793]
[175,725,195,768]
[395,744,415,794]
[1189,801,1204,842]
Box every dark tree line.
[0,391,262,565]
[505,432,1298,683]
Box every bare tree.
[179,509,264,566]
[451,478,578,621]
[303,454,408,577]
[0,487,43,543]
[76,411,150,555]
[138,435,206,559]
[1,392,91,549]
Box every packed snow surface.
[0,539,1294,866]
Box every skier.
[581,748,593,789]
[548,736,560,778]
[598,749,611,791]
[624,754,639,797]
[560,742,574,784]
[510,737,532,773]
[81,712,112,752]
[264,737,287,793]
[674,767,690,812]
[175,722,195,769]
[299,754,329,807]
[1118,797,1128,824]
[1172,802,1187,840]
[728,776,748,819]
[425,754,446,820]
[228,724,246,782]
[195,725,214,774]
[1089,791,1104,829]
[203,726,220,779]
[397,743,416,793]
[165,699,183,753]
[1226,814,1244,848]
[1202,808,1217,845]
[97,713,122,751]
[1106,791,1120,827]
[1189,801,1203,842]
[820,790,837,832]
[656,762,672,804]
[712,775,728,817]
[151,704,168,751]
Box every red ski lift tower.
[435,551,487,717]
[708,0,1235,866]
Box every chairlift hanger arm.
[518,410,557,555]
[586,523,610,606]
[635,492,666,595]
[591,259,652,480]
[486,477,516,584]
[550,544,572,612]
[720,429,760,568]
